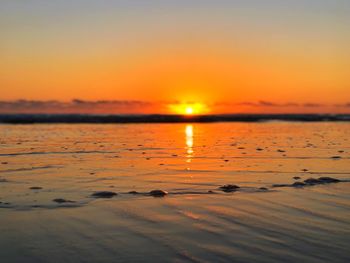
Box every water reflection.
[185,125,194,163]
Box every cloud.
[0,99,349,114]
[258,101,279,107]
[302,103,324,107]
[283,102,299,107]
[212,101,350,113]
[71,99,151,106]
[0,99,156,114]
[234,101,299,107]
[334,103,350,107]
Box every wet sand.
[0,122,349,262]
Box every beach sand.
[0,122,349,262]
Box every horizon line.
[1,113,349,124]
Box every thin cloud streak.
[0,99,349,114]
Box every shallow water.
[0,122,349,262]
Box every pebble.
[318,177,341,183]
[53,198,75,203]
[272,184,290,188]
[304,177,341,185]
[219,184,240,192]
[29,187,43,190]
[273,177,342,188]
[91,191,118,198]
[149,190,168,197]
[292,182,306,187]
[331,156,341,159]
[304,178,321,185]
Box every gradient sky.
[1,0,349,113]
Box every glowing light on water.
[185,125,194,164]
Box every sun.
[168,102,209,115]
[185,106,194,115]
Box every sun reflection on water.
[185,125,194,164]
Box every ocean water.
[0,122,349,262]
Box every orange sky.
[0,1,349,114]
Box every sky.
[0,0,349,114]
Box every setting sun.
[185,106,194,115]
[168,102,210,115]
